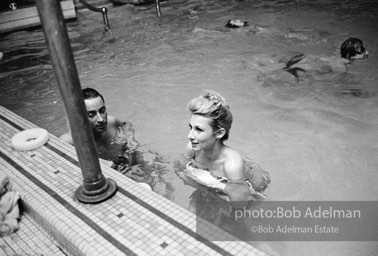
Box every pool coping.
[0,105,268,256]
[0,0,76,34]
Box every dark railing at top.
[155,0,161,17]
[77,0,111,31]
[77,0,162,31]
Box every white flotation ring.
[138,183,152,190]
[11,128,49,151]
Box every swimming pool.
[1,0,377,255]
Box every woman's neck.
[202,140,224,161]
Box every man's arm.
[109,115,124,128]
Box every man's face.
[84,96,107,133]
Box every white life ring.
[11,128,49,151]
[138,183,152,190]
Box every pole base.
[75,178,117,204]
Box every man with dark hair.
[60,88,139,161]
[60,88,169,190]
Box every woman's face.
[188,114,218,151]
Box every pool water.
[1,0,377,255]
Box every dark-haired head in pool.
[340,38,369,60]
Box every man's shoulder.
[107,115,117,124]
[107,115,129,128]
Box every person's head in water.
[340,38,369,60]
[187,91,233,149]
[82,88,108,134]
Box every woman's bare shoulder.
[223,146,244,180]
[224,146,243,160]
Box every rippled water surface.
[1,0,377,255]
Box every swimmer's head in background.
[340,38,369,60]
[225,19,249,28]
[187,90,233,141]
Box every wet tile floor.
[0,212,69,255]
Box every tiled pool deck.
[0,105,268,256]
[0,211,69,255]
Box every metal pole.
[77,0,111,31]
[155,0,161,17]
[100,7,110,31]
[35,0,117,203]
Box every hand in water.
[185,160,226,190]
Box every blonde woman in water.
[185,91,244,182]
[183,90,270,202]
[181,91,276,253]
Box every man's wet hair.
[340,38,368,59]
[82,88,105,103]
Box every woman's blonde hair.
[187,90,233,141]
